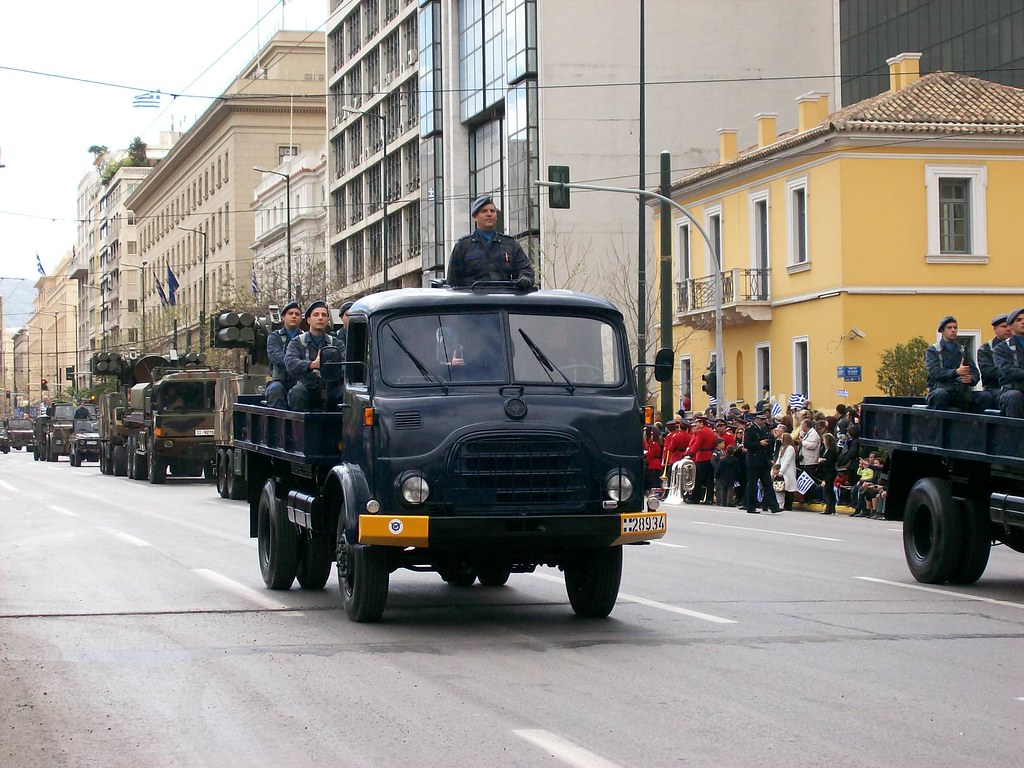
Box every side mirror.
[653,347,675,383]
[319,346,345,384]
[114,407,125,421]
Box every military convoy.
[32,403,86,462]
[7,418,34,452]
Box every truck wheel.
[296,531,335,590]
[32,446,39,461]
[228,458,246,501]
[113,445,128,477]
[135,447,148,481]
[69,450,79,467]
[478,568,511,587]
[949,499,991,585]
[338,531,389,622]
[148,444,166,485]
[204,462,215,481]
[441,567,477,587]
[257,480,297,590]
[216,450,229,498]
[564,546,623,618]
[903,478,962,584]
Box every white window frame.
[676,220,692,282]
[925,164,988,263]
[936,328,983,390]
[755,342,771,395]
[785,176,809,272]
[704,204,723,277]
[748,189,770,270]
[792,336,809,402]
[679,354,692,412]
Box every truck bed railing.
[233,397,345,465]
[860,396,1024,470]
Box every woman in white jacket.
[777,433,799,510]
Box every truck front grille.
[447,436,588,510]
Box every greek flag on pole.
[156,279,168,306]
[167,266,180,306]
[133,90,161,108]
[788,393,806,410]
[35,253,45,275]
[251,264,259,299]
[771,401,783,417]
[708,395,717,408]
[796,471,815,495]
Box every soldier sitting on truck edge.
[266,301,303,409]
[285,300,345,411]
[446,195,535,290]
[978,313,1011,406]
[994,307,1024,418]
[925,315,992,413]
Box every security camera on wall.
[850,327,866,339]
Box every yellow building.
[659,53,1024,414]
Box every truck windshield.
[10,420,31,430]
[379,311,623,387]
[52,405,76,420]
[158,382,212,412]
[74,419,99,432]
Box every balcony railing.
[675,268,771,329]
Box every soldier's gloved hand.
[514,275,532,290]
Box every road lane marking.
[652,541,687,548]
[514,729,621,768]
[691,520,843,542]
[531,572,735,624]
[193,568,294,611]
[99,527,152,548]
[855,577,1024,611]
[0,479,18,492]
[48,505,80,518]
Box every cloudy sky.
[1,0,326,326]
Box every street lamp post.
[342,106,388,291]
[177,227,208,353]
[253,166,292,298]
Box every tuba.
[681,456,697,493]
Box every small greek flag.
[133,90,161,108]
[788,393,806,410]
[771,401,783,417]
[708,395,717,407]
[251,264,259,299]
[156,279,168,306]
[796,470,815,495]
[756,481,764,503]
[35,253,45,276]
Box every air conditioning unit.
[407,50,417,66]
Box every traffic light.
[548,165,571,209]
[41,378,48,391]
[211,311,257,349]
[700,362,717,396]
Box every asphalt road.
[1,449,1021,768]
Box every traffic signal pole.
[539,176,725,419]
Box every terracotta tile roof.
[670,72,1024,192]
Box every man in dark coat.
[925,315,991,412]
[446,196,535,289]
[741,409,781,514]
[995,307,1024,418]
[285,301,345,411]
[265,301,302,409]
[978,313,1011,406]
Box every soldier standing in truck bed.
[446,195,535,290]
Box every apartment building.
[252,146,329,306]
[127,31,326,351]
[25,251,79,405]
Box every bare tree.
[537,215,595,292]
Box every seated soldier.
[285,301,345,411]
[925,315,992,413]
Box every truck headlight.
[399,474,430,505]
[605,471,634,502]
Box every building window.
[421,135,445,272]
[786,177,808,269]
[679,355,692,412]
[459,0,505,122]
[279,145,298,165]
[418,1,443,136]
[470,118,504,217]
[749,190,770,299]
[677,221,691,282]
[792,337,809,401]
[704,205,722,276]
[505,0,536,84]
[506,80,538,238]
[925,165,987,263]
[755,343,771,396]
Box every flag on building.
[251,264,259,299]
[156,279,168,306]
[788,393,806,411]
[796,471,816,495]
[35,253,45,275]
[133,90,161,108]
[167,266,180,306]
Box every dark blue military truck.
[860,396,1024,585]
[234,286,671,622]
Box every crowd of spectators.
[643,397,887,518]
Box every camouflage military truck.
[35,403,83,462]
[7,418,34,451]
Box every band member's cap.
[937,315,956,332]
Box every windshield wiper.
[518,329,574,393]
[389,329,449,394]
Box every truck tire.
[903,478,962,584]
[338,531,389,622]
[296,531,335,590]
[477,568,511,587]
[99,448,109,475]
[69,450,79,467]
[949,499,991,585]
[148,443,166,485]
[216,450,229,498]
[564,546,623,618]
[257,480,297,590]
[228,460,246,501]
[112,445,128,477]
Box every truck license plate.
[620,512,667,534]
[194,429,215,436]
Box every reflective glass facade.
[841,0,1024,105]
